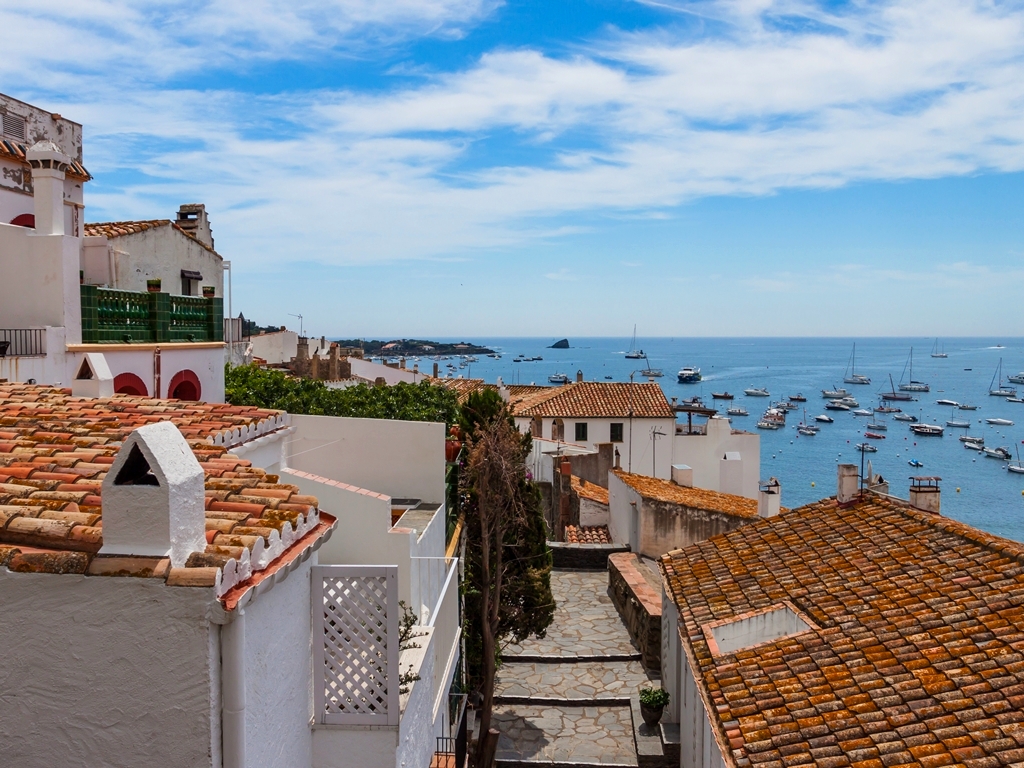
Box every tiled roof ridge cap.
[84,219,221,257]
[613,469,758,518]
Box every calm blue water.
[432,337,1024,542]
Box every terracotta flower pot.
[202,286,215,297]
[639,702,664,727]
[146,280,161,293]
[445,439,462,463]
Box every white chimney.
[71,353,114,399]
[26,140,71,236]
[99,421,206,567]
[837,464,859,504]
[671,464,693,487]
[758,478,781,517]
[909,477,941,515]
[720,451,743,496]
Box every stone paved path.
[495,660,649,702]
[494,570,650,767]
[494,704,637,766]
[504,570,640,659]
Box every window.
[610,423,624,443]
[575,422,588,441]
[2,113,26,141]
[180,269,203,296]
[181,277,196,296]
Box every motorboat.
[960,434,984,444]
[604,375,613,380]
[822,387,850,399]
[788,394,807,402]
[866,420,888,431]
[957,403,978,411]
[908,459,924,467]
[676,366,701,383]
[744,387,770,397]
[893,413,918,422]
[711,392,735,400]
[797,426,818,436]
[875,405,902,413]
[1008,397,1024,404]
[838,397,860,407]
[548,373,570,384]
[815,414,834,423]
[964,440,984,451]
[936,399,959,407]
[843,343,871,385]
[757,420,783,430]
[910,423,944,436]
[989,358,1017,397]
[856,443,878,453]
[898,348,930,392]
[986,418,1014,426]
[776,401,798,411]
[853,408,873,416]
[625,325,644,359]
[983,446,1012,460]
[864,432,886,440]
[930,339,948,358]
[824,401,850,411]
[1008,372,1024,385]
[727,406,749,416]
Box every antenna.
[288,313,304,336]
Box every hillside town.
[3,79,1024,768]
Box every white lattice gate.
[312,565,399,726]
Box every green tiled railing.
[81,286,223,344]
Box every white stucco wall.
[313,726,398,768]
[103,225,224,296]
[244,556,314,768]
[0,569,217,768]
[672,417,761,500]
[608,471,643,549]
[579,497,609,527]
[250,330,298,365]
[0,224,75,329]
[679,639,727,768]
[287,415,445,504]
[348,357,429,384]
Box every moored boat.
[726,406,748,416]
[1008,372,1024,385]
[989,358,1017,397]
[824,401,850,411]
[983,446,1012,460]
[856,443,878,452]
[822,387,850,399]
[744,387,770,397]
[893,413,918,422]
[814,414,834,423]
[898,348,930,392]
[788,394,807,402]
[986,418,1014,426]
[957,403,978,411]
[548,373,570,384]
[936,399,959,407]
[910,423,944,436]
[865,432,886,440]
[711,392,734,400]
[843,343,871,385]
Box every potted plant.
[639,686,670,727]
[202,285,215,298]
[146,278,161,293]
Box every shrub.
[639,687,670,709]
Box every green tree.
[459,392,554,766]
[224,364,460,426]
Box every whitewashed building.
[0,92,226,401]
[0,382,464,768]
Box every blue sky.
[3,0,1024,337]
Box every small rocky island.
[549,338,570,349]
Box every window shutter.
[2,114,26,141]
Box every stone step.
[493,704,638,768]
[496,660,654,706]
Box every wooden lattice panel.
[313,565,399,725]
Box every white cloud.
[4,0,1024,271]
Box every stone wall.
[608,552,662,671]
[569,443,615,488]
[548,541,629,570]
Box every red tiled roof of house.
[571,475,609,506]
[0,382,330,606]
[513,381,673,419]
[564,525,611,544]
[614,471,759,519]
[432,378,497,404]
[84,219,221,256]
[0,137,91,181]
[660,491,1024,768]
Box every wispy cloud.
[544,267,577,281]
[5,0,1024,271]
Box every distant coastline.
[334,338,495,356]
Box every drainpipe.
[222,607,246,768]
[222,260,233,362]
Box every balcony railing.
[0,328,45,357]
[80,285,223,344]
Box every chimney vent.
[576,369,583,383]
[758,478,781,517]
[837,464,859,504]
[72,353,114,398]
[176,204,214,249]
[909,476,941,515]
[98,422,206,567]
[671,464,693,487]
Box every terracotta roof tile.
[0,137,91,181]
[0,382,331,605]
[661,492,1024,768]
[513,381,673,419]
[564,524,611,544]
[615,470,759,518]
[570,475,609,505]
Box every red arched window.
[167,369,201,401]
[113,372,148,397]
[10,214,35,228]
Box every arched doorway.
[10,214,34,228]
[531,416,543,439]
[168,369,201,401]
[113,372,148,397]
[551,418,565,442]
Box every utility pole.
[651,426,665,477]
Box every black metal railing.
[435,692,467,768]
[0,328,45,357]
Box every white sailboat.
[843,343,871,385]
[898,348,930,392]
[625,325,644,359]
[930,338,948,358]
[989,358,1017,397]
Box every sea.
[428,336,1024,543]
